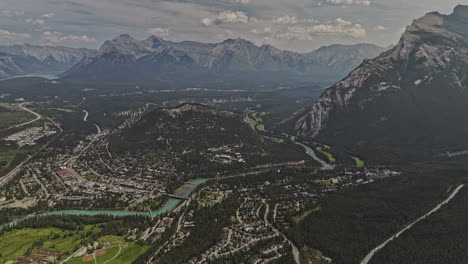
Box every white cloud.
[146,27,169,36]
[25,18,46,25]
[325,0,371,6]
[41,31,97,44]
[0,29,31,43]
[232,0,251,3]
[39,13,55,19]
[274,16,299,25]
[375,26,385,31]
[334,18,352,26]
[273,18,367,40]
[25,13,54,26]
[309,18,367,38]
[273,16,318,25]
[202,11,255,26]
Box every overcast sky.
[0,0,467,52]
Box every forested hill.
[108,103,309,178]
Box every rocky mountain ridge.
[295,5,468,160]
[63,35,385,87]
[0,44,96,79]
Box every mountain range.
[0,44,95,79]
[294,5,468,161]
[62,35,385,88]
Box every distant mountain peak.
[0,44,95,79]
[63,34,387,86]
[222,37,253,45]
[145,35,164,42]
[113,34,135,41]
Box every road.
[82,109,101,134]
[273,203,278,222]
[360,184,465,264]
[60,247,86,264]
[0,113,62,188]
[0,102,42,132]
[103,245,122,264]
[66,109,102,167]
[263,200,301,264]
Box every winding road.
[0,103,42,132]
[360,184,465,264]
[263,200,301,264]
[82,109,101,134]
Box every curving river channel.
[1,179,207,230]
[295,142,334,170]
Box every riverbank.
[0,179,208,230]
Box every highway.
[360,184,465,264]
[0,102,42,132]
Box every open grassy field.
[110,244,147,264]
[0,225,100,263]
[85,173,98,181]
[95,246,120,263]
[100,236,124,247]
[245,109,268,132]
[0,103,36,130]
[352,157,365,168]
[67,243,146,264]
[316,147,336,163]
[0,145,37,177]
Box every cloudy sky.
[0,0,467,52]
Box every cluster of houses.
[12,250,63,264]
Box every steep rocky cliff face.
[295,5,468,160]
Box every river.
[1,140,332,229]
[260,135,334,171]
[295,142,334,170]
[0,179,207,230]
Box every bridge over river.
[1,140,329,229]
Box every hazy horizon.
[1,0,468,52]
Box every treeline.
[2,214,152,235]
[0,200,49,225]
[369,187,468,264]
[157,195,240,264]
[285,165,462,264]
[53,195,129,210]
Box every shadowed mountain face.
[0,44,95,79]
[62,35,384,88]
[295,5,468,161]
